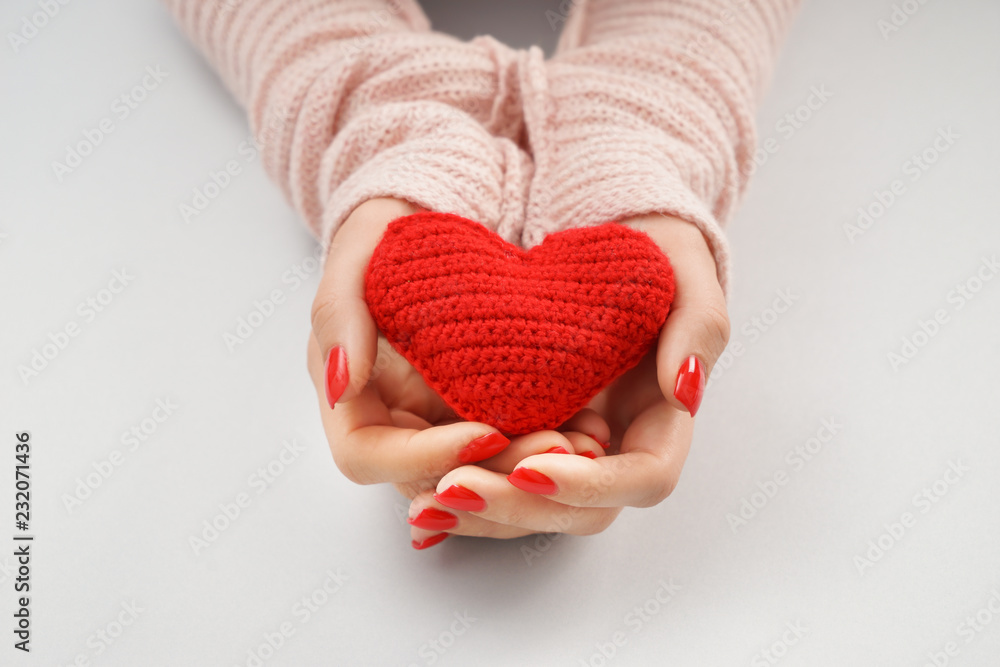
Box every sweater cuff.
[523,0,802,296]
[522,54,742,294]
[521,130,732,294]
[316,102,533,251]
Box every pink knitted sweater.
[165,0,799,292]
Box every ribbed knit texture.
[163,0,800,293]
[365,213,675,433]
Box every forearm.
[163,0,528,246]
[531,0,801,292]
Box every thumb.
[311,198,419,406]
[624,216,731,417]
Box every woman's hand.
[307,313,615,548]
[308,198,511,500]
[404,214,730,544]
[307,198,615,547]
[311,201,728,546]
[310,197,420,409]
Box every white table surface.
[2,0,999,665]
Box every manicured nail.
[324,346,349,408]
[578,450,597,459]
[434,485,486,512]
[545,446,570,455]
[458,432,510,464]
[412,533,449,550]
[408,508,458,531]
[673,355,706,416]
[507,468,558,495]
[586,433,611,449]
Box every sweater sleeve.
[523,0,801,293]
[162,0,535,248]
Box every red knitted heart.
[365,212,675,434]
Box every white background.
[2,0,999,665]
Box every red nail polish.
[458,432,510,464]
[412,533,449,550]
[586,433,611,449]
[408,508,458,531]
[324,346,349,408]
[507,468,558,495]
[674,355,706,416]
[579,450,597,459]
[435,485,486,512]
[545,446,570,455]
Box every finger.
[409,501,537,543]
[558,408,611,449]
[564,432,605,460]
[331,405,510,485]
[408,489,531,547]
[410,531,455,550]
[311,198,418,407]
[308,333,510,485]
[503,399,693,508]
[477,431,580,474]
[410,523,534,549]
[394,480,439,502]
[368,335,453,424]
[414,472,621,537]
[388,409,433,430]
[309,330,444,431]
[623,216,730,417]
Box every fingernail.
[578,450,597,459]
[545,446,570,455]
[412,533,449,550]
[435,485,486,512]
[674,355,706,416]
[507,468,558,495]
[324,346,349,408]
[408,508,458,531]
[586,433,611,449]
[458,432,510,464]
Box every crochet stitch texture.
[365,213,676,433]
